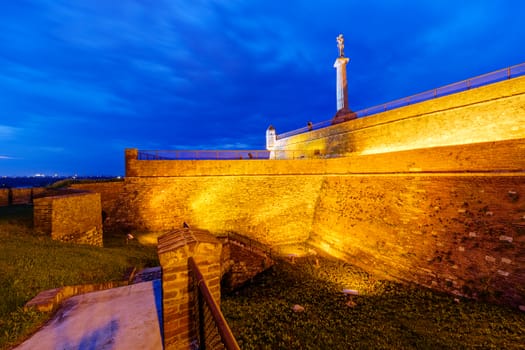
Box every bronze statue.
[336,34,345,57]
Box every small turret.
[266,125,276,150]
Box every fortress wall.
[34,192,103,246]
[119,75,525,306]
[120,137,525,306]
[273,75,525,157]
[112,175,323,246]
[309,174,525,306]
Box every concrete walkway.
[16,280,163,350]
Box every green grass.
[0,205,158,350]
[3,205,525,349]
[222,255,525,350]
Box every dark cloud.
[0,0,524,175]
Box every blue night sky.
[1,1,524,176]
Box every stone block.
[33,192,103,247]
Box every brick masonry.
[158,228,222,349]
[117,141,525,307]
[221,239,274,292]
[70,182,124,224]
[0,187,47,206]
[34,192,103,247]
[309,174,525,306]
[0,188,8,206]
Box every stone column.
[331,34,357,125]
[158,228,222,349]
[334,57,350,112]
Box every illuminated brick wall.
[272,75,525,158]
[118,137,525,307]
[70,182,124,223]
[116,76,525,307]
[112,173,322,246]
[309,174,525,306]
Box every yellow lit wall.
[110,77,525,307]
[116,137,525,306]
[272,75,525,158]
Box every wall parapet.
[272,75,525,158]
[125,138,525,178]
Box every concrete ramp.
[16,280,163,350]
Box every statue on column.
[337,34,345,57]
[331,33,357,125]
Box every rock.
[292,304,305,313]
[342,289,359,296]
[287,254,297,263]
[346,300,357,307]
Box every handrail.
[137,149,328,161]
[188,256,240,350]
[137,149,270,160]
[277,61,525,140]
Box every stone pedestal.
[158,228,222,349]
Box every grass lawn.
[2,205,525,349]
[222,255,525,350]
[0,205,159,350]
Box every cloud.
[0,0,523,176]
[0,125,18,139]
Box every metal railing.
[137,149,331,161]
[188,256,240,350]
[138,150,270,160]
[277,62,525,140]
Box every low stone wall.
[0,187,47,206]
[0,188,9,206]
[11,188,33,205]
[34,192,103,246]
[221,238,273,292]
